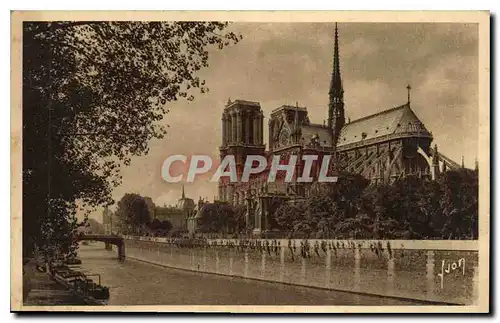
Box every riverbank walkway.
[24,266,84,306]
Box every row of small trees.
[274,169,478,240]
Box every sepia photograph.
[10,11,490,313]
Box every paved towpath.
[23,267,84,306]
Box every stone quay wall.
[119,236,479,305]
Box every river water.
[77,243,422,306]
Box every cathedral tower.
[328,23,345,146]
[219,99,265,202]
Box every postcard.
[11,10,490,313]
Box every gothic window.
[278,127,291,146]
[273,118,284,143]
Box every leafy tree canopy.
[115,193,151,234]
[272,170,478,240]
[23,21,241,257]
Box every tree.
[334,213,373,239]
[333,172,370,203]
[23,22,241,257]
[115,193,151,235]
[326,173,370,238]
[375,175,425,238]
[149,218,162,232]
[160,220,173,233]
[86,218,105,234]
[230,205,247,233]
[439,169,478,239]
[306,192,337,238]
[275,199,308,235]
[364,184,399,239]
[197,202,235,233]
[274,173,369,238]
[417,179,443,238]
[148,218,172,236]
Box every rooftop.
[177,197,195,210]
[225,99,261,109]
[337,103,432,147]
[271,105,308,114]
[301,124,333,147]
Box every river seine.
[77,243,422,306]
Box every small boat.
[51,267,110,305]
[64,258,82,265]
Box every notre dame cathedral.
[217,24,461,237]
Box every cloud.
[414,52,478,165]
[342,37,379,60]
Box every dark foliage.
[273,170,478,240]
[115,193,151,234]
[197,203,236,233]
[23,21,241,258]
[148,218,173,236]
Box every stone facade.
[153,186,196,232]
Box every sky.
[89,22,479,221]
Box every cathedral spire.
[333,23,341,89]
[181,185,185,199]
[328,22,345,144]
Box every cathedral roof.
[226,99,261,109]
[337,103,432,148]
[177,197,195,210]
[271,104,307,114]
[175,185,195,210]
[301,124,333,147]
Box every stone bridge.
[76,234,125,261]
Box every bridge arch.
[76,234,126,261]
